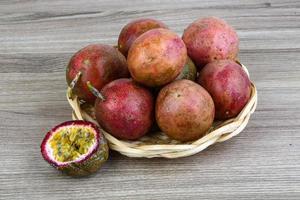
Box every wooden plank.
[0,0,299,199]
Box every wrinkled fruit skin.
[198,60,251,120]
[95,78,154,140]
[40,120,109,176]
[156,80,215,142]
[182,17,239,69]
[118,18,168,56]
[66,44,129,103]
[175,57,197,81]
[128,28,187,87]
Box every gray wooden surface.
[1,0,300,199]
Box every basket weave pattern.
[67,64,257,158]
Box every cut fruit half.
[41,120,109,176]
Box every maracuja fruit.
[118,18,168,56]
[198,59,251,120]
[66,44,129,103]
[175,57,197,81]
[182,17,239,69]
[40,120,109,176]
[91,78,154,140]
[127,28,187,87]
[156,79,215,142]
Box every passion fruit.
[175,57,197,81]
[92,78,154,140]
[182,17,239,69]
[40,120,109,176]
[118,18,168,56]
[197,59,251,119]
[66,44,129,103]
[127,28,187,87]
[156,79,215,142]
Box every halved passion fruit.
[41,120,109,176]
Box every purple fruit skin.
[95,78,154,140]
[128,28,187,87]
[118,18,168,56]
[66,44,129,103]
[182,17,239,69]
[198,60,251,120]
[156,79,215,142]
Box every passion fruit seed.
[49,126,95,162]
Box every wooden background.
[1,0,299,199]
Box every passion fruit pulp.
[41,120,109,176]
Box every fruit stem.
[70,71,82,89]
[87,81,105,101]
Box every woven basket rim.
[67,64,257,158]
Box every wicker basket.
[67,64,257,158]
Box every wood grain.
[1,0,300,199]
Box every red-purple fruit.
[118,18,168,56]
[66,44,129,103]
[175,57,197,81]
[40,120,109,176]
[94,78,154,140]
[156,79,215,142]
[127,28,187,87]
[198,60,251,120]
[182,17,239,69]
